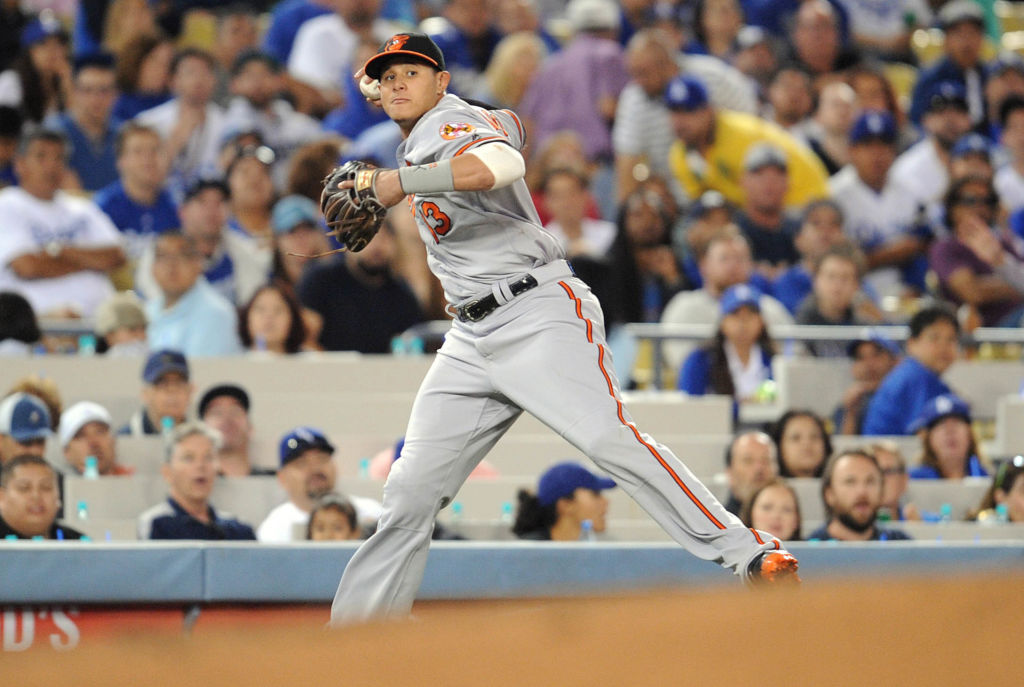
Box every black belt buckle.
[458,298,495,322]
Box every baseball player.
[329,33,800,626]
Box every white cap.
[59,401,112,448]
[566,0,621,33]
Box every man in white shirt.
[0,129,125,317]
[995,95,1024,214]
[830,110,927,298]
[891,81,973,212]
[660,225,794,373]
[257,427,381,542]
[613,28,757,203]
[136,48,226,193]
[287,0,404,116]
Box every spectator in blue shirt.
[908,1,988,127]
[261,0,333,65]
[137,420,256,540]
[45,52,121,192]
[111,34,175,122]
[678,284,775,401]
[806,449,911,542]
[907,393,989,479]
[772,199,847,315]
[94,122,179,265]
[862,305,960,435]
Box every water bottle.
[5,534,18,540]
[358,458,370,480]
[77,334,97,356]
[996,504,1010,524]
[83,455,100,479]
[161,416,174,436]
[579,518,597,542]
[939,503,953,524]
[390,336,407,355]
[255,335,268,352]
[450,501,464,533]
[77,500,89,520]
[408,336,425,355]
[499,501,514,525]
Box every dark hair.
[12,46,66,123]
[811,242,866,278]
[943,174,999,230]
[999,94,1024,128]
[511,489,558,537]
[908,304,960,339]
[820,449,881,519]
[917,413,980,477]
[170,47,216,77]
[230,49,280,77]
[0,454,55,487]
[238,281,307,354]
[115,121,161,157]
[306,493,359,539]
[739,477,802,541]
[974,455,1024,517]
[770,410,832,478]
[800,197,844,226]
[16,128,67,157]
[0,292,41,344]
[704,310,774,398]
[0,106,23,139]
[73,51,116,78]
[116,33,170,92]
[692,0,745,51]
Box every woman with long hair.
[769,409,833,479]
[512,462,616,541]
[908,394,988,479]
[740,478,802,541]
[0,15,71,124]
[238,281,309,355]
[972,455,1024,522]
[111,32,174,121]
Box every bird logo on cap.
[383,35,409,52]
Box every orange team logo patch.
[383,35,409,52]
[440,122,476,140]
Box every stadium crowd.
[2,0,1024,546]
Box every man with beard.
[807,449,911,542]
[138,422,257,540]
[891,82,973,215]
[297,219,423,352]
[257,427,382,542]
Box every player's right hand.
[354,67,382,106]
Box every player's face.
[0,464,60,538]
[906,320,959,374]
[780,415,826,478]
[163,434,218,505]
[64,421,117,475]
[309,508,359,541]
[749,484,799,541]
[926,416,972,472]
[728,435,776,502]
[825,455,883,533]
[201,397,251,454]
[379,62,449,131]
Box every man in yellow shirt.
[666,75,829,209]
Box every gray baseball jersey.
[330,94,789,625]
[396,94,564,303]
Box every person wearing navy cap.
[119,349,194,437]
[664,72,829,210]
[0,392,52,465]
[257,426,382,543]
[907,394,989,479]
[908,0,987,127]
[891,81,973,213]
[0,11,71,124]
[512,461,617,541]
[949,133,994,183]
[677,284,775,401]
[830,109,931,298]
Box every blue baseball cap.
[279,426,335,467]
[0,393,52,442]
[846,329,901,358]
[987,51,1024,79]
[664,75,710,111]
[909,394,972,433]
[272,195,320,235]
[849,110,898,145]
[537,462,616,506]
[925,81,969,113]
[142,349,189,385]
[951,133,993,160]
[20,13,68,49]
[720,284,762,316]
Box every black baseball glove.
[320,161,388,252]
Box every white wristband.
[398,160,455,194]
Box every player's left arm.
[370,142,525,208]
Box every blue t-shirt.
[862,357,952,436]
[94,179,179,261]
[908,456,988,479]
[806,524,911,542]
[772,265,811,315]
[144,498,256,541]
[47,113,121,192]
[321,67,392,139]
[113,92,172,122]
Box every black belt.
[455,274,538,322]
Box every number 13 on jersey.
[417,199,453,243]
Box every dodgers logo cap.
[364,33,446,81]
[908,394,972,433]
[537,461,616,506]
[664,75,710,111]
[951,133,992,160]
[849,110,898,145]
[720,284,762,317]
[0,392,52,442]
[279,426,335,467]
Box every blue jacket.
[677,346,773,396]
[908,456,988,479]
[141,498,256,540]
[862,357,952,435]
